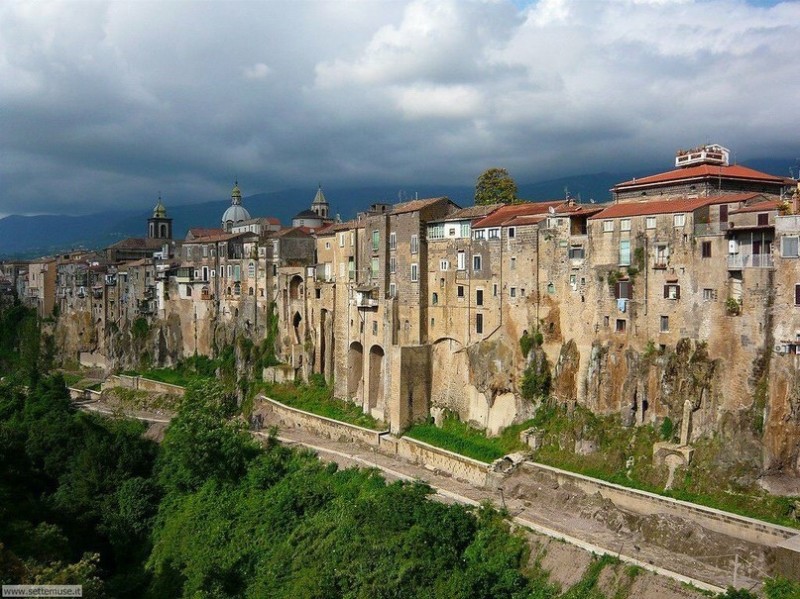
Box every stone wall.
[102,374,184,397]
[257,395,387,446]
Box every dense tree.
[475,167,518,205]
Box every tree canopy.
[475,167,518,206]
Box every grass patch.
[120,355,221,389]
[404,412,533,463]
[256,379,385,431]
[62,372,83,387]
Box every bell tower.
[148,194,173,240]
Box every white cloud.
[242,62,272,80]
[0,0,799,216]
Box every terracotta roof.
[472,201,566,228]
[185,231,248,244]
[589,193,765,220]
[390,197,455,215]
[187,227,225,239]
[729,199,780,214]
[501,214,548,227]
[272,226,312,238]
[107,237,164,250]
[613,164,785,190]
[436,204,503,222]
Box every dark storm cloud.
[0,0,799,217]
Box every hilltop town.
[3,143,800,480]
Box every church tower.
[311,184,329,219]
[148,195,173,240]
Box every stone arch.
[290,275,303,300]
[348,342,363,398]
[368,345,385,410]
[292,312,302,344]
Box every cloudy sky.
[1,0,799,217]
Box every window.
[614,280,631,300]
[410,263,418,282]
[476,289,483,306]
[510,287,517,298]
[654,243,669,267]
[664,284,681,300]
[457,251,466,270]
[620,219,631,231]
[227,265,232,278]
[510,256,516,270]
[796,284,800,306]
[488,228,500,239]
[603,220,614,233]
[339,232,346,247]
[373,230,380,251]
[410,234,419,254]
[427,225,443,240]
[508,227,516,238]
[432,292,438,305]
[457,285,464,298]
[660,316,669,332]
[389,257,396,274]
[186,285,192,297]
[248,262,255,277]
[646,216,657,230]
[440,277,445,288]
[703,288,717,301]
[440,260,449,271]
[373,321,378,335]
[473,255,482,271]
[782,236,799,258]
[619,239,631,266]
[569,246,585,260]
[673,213,686,227]
[316,288,321,299]
[202,266,209,281]
[371,257,379,278]
[389,283,396,298]
[476,313,483,334]
[493,284,498,297]
[460,223,470,237]
[325,241,330,250]
[701,241,712,258]
[758,213,769,226]
[473,229,486,240]
[448,227,456,236]
[616,319,626,332]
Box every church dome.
[221,179,250,231]
[222,204,251,228]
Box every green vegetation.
[256,377,385,430]
[123,354,221,388]
[405,412,532,463]
[475,167,518,205]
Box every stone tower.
[148,195,173,240]
[311,184,329,219]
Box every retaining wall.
[257,395,387,447]
[380,435,489,487]
[102,374,185,397]
[508,461,799,548]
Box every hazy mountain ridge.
[1,159,793,259]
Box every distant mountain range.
[1,158,794,259]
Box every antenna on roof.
[564,186,570,200]
[548,205,556,215]
[589,197,595,204]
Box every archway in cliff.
[292,312,302,344]
[368,345,385,410]
[289,275,303,300]
[430,337,468,418]
[348,342,363,398]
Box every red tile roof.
[187,227,225,239]
[614,164,785,190]
[391,197,456,215]
[729,199,780,214]
[472,201,566,228]
[589,193,764,220]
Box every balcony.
[727,253,774,270]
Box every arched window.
[249,287,254,296]
[186,285,192,297]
